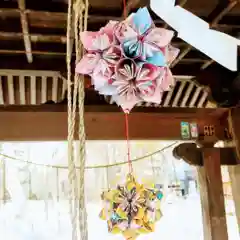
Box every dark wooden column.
[173,143,234,240]
[229,108,240,162]
[202,148,228,240]
[228,108,240,232]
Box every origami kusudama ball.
[99,174,163,239]
[76,7,179,113]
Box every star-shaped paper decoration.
[99,174,163,240]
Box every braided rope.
[74,0,89,239]
[66,0,79,239]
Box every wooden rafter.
[0,2,239,85]
[0,32,67,43]
[200,0,240,69]
[17,0,33,63]
[171,0,239,68]
[1,9,239,31]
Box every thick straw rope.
[67,0,89,239]
[74,0,89,238]
[66,0,89,239]
[66,1,79,240]
[75,0,88,240]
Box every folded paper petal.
[122,38,142,59]
[80,31,99,50]
[145,49,166,66]
[160,67,175,91]
[114,22,138,43]
[80,20,118,51]
[97,84,117,96]
[123,229,139,240]
[92,74,111,91]
[145,28,174,47]
[131,7,153,35]
[75,53,101,75]
[100,20,119,43]
[102,46,122,66]
[135,63,159,97]
[165,44,180,65]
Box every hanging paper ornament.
[99,174,163,240]
[76,7,179,112]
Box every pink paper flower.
[114,8,175,66]
[76,21,121,90]
[111,59,164,112]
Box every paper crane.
[150,0,240,71]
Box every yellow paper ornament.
[99,174,163,239]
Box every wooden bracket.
[173,143,239,166]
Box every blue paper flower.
[118,7,174,67]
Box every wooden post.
[201,148,228,240]
[228,166,240,233]
[228,108,240,234]
[197,167,212,240]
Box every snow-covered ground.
[0,192,239,240]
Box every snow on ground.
[0,192,239,240]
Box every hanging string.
[125,112,133,174]
[0,142,178,170]
[123,0,127,19]
[122,0,133,175]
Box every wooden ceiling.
[0,0,239,107]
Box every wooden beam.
[0,105,229,141]
[0,32,68,43]
[0,8,165,28]
[171,0,239,68]
[17,0,33,63]
[202,148,228,240]
[173,143,238,166]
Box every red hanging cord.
[125,112,133,174]
[123,0,127,19]
[122,0,133,174]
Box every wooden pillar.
[228,166,240,233]
[228,108,240,234]
[197,167,211,240]
[201,148,228,240]
[173,143,237,240]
